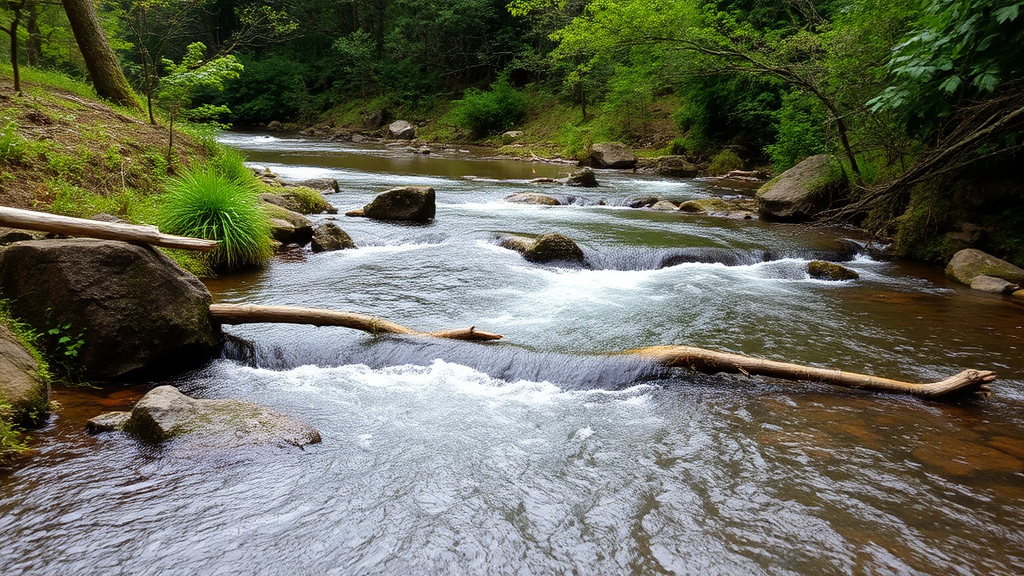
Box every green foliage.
[869,0,1024,125]
[453,79,527,137]
[0,121,29,165]
[44,321,85,380]
[708,149,744,174]
[0,403,30,463]
[286,186,332,214]
[159,166,273,271]
[764,92,828,172]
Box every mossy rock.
[525,233,585,264]
[945,249,1024,285]
[0,324,49,427]
[678,198,732,213]
[311,222,356,252]
[505,193,562,205]
[808,261,859,281]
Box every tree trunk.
[628,345,994,399]
[25,1,41,67]
[61,0,142,111]
[2,0,25,94]
[208,304,503,342]
[0,206,218,251]
[206,304,995,400]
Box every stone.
[290,178,340,194]
[500,233,585,264]
[0,227,37,245]
[624,196,661,208]
[649,200,679,211]
[0,324,49,426]
[587,142,637,169]
[504,192,562,205]
[85,411,130,433]
[364,109,389,130]
[0,239,219,381]
[564,167,599,187]
[678,198,732,213]
[807,261,859,281]
[311,223,356,252]
[388,120,416,140]
[502,130,524,139]
[259,192,303,214]
[91,385,321,448]
[756,155,843,222]
[361,186,436,222]
[267,120,283,131]
[262,203,313,245]
[945,248,1024,285]
[655,156,699,178]
[1013,290,1024,300]
[970,275,1018,294]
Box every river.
[2,133,1023,575]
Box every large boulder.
[499,233,585,264]
[946,249,1024,285]
[587,142,637,169]
[0,239,219,381]
[756,155,842,222]
[88,385,321,448]
[564,167,599,187]
[655,156,699,178]
[505,192,562,205]
[355,186,436,222]
[649,200,679,211]
[0,324,49,426]
[311,222,356,252]
[388,120,416,140]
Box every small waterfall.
[580,239,865,271]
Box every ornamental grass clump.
[159,168,273,271]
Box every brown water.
[2,134,1022,575]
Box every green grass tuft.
[159,167,274,271]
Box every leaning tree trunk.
[61,0,141,111]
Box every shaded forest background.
[2,0,1023,264]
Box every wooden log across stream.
[208,303,995,399]
[0,206,218,251]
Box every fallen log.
[0,206,218,252]
[207,304,993,399]
[208,303,502,342]
[629,345,995,399]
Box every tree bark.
[208,304,503,342]
[206,304,995,399]
[0,206,218,251]
[61,0,142,111]
[628,345,995,399]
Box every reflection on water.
[2,133,1023,575]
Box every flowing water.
[3,134,1024,575]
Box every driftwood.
[208,303,502,342]
[208,304,994,399]
[629,345,995,399]
[0,206,218,251]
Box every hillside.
[0,71,206,220]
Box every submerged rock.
[587,142,637,169]
[0,239,219,381]
[356,186,436,223]
[88,386,321,448]
[678,198,732,213]
[946,249,1024,286]
[649,200,679,211]
[624,196,661,208]
[756,155,843,222]
[807,261,859,281]
[505,192,562,205]
[311,222,356,252]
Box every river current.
[2,134,1023,575]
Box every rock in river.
[354,186,436,223]
[311,222,357,252]
[587,142,637,169]
[0,239,219,381]
[88,385,321,448]
[499,233,585,265]
[756,155,843,222]
[807,260,859,281]
[946,248,1024,286]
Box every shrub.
[453,79,526,137]
[159,168,273,271]
[708,149,744,175]
[0,121,29,165]
[764,92,828,172]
